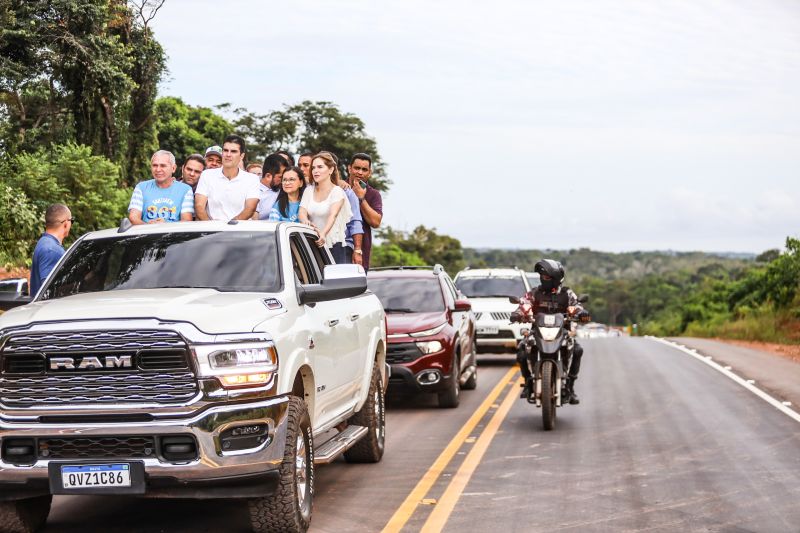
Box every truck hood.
[468,297,517,313]
[386,311,447,336]
[0,289,286,334]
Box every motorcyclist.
[510,259,589,404]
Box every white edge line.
[646,336,800,425]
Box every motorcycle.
[511,295,589,431]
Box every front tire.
[541,361,557,431]
[462,342,478,390]
[248,396,313,533]
[0,496,52,533]
[344,364,385,463]
[438,355,461,408]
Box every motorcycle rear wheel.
[541,361,557,430]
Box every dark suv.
[367,265,477,408]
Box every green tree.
[377,226,465,275]
[230,101,391,191]
[154,97,232,170]
[370,244,426,268]
[0,0,166,182]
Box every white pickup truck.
[0,220,387,533]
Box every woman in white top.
[299,152,352,263]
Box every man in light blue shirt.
[129,150,194,224]
[30,204,72,295]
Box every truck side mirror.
[297,264,367,305]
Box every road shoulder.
[670,336,800,408]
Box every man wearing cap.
[195,135,260,221]
[204,145,223,169]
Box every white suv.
[454,267,531,353]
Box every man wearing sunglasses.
[29,204,73,296]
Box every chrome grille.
[491,312,512,321]
[2,330,186,354]
[0,329,197,407]
[473,312,483,321]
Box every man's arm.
[129,209,145,225]
[195,194,211,221]
[128,185,144,224]
[360,189,383,228]
[180,188,195,221]
[234,198,259,220]
[353,233,364,266]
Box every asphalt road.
[43,338,800,532]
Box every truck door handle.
[349,314,360,322]
[326,319,339,327]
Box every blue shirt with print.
[128,179,194,223]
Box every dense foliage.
[227,100,391,191]
[0,0,166,184]
[371,226,466,275]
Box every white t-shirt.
[300,185,352,247]
[195,168,260,221]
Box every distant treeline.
[464,242,800,344]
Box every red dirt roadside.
[712,338,800,364]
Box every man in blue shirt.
[30,204,72,295]
[129,150,194,224]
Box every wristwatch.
[354,249,363,255]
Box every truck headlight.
[416,340,443,354]
[192,342,278,389]
[210,347,274,368]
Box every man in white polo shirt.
[194,135,260,221]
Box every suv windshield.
[455,276,526,298]
[41,231,280,299]
[367,277,445,313]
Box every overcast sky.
[151,0,800,253]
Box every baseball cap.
[205,145,222,158]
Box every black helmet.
[534,259,564,292]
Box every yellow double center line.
[382,367,521,532]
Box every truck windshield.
[455,276,526,298]
[40,231,280,299]
[367,277,445,313]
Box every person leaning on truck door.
[30,204,72,295]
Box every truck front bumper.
[0,396,290,500]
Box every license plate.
[477,326,499,335]
[61,464,131,489]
